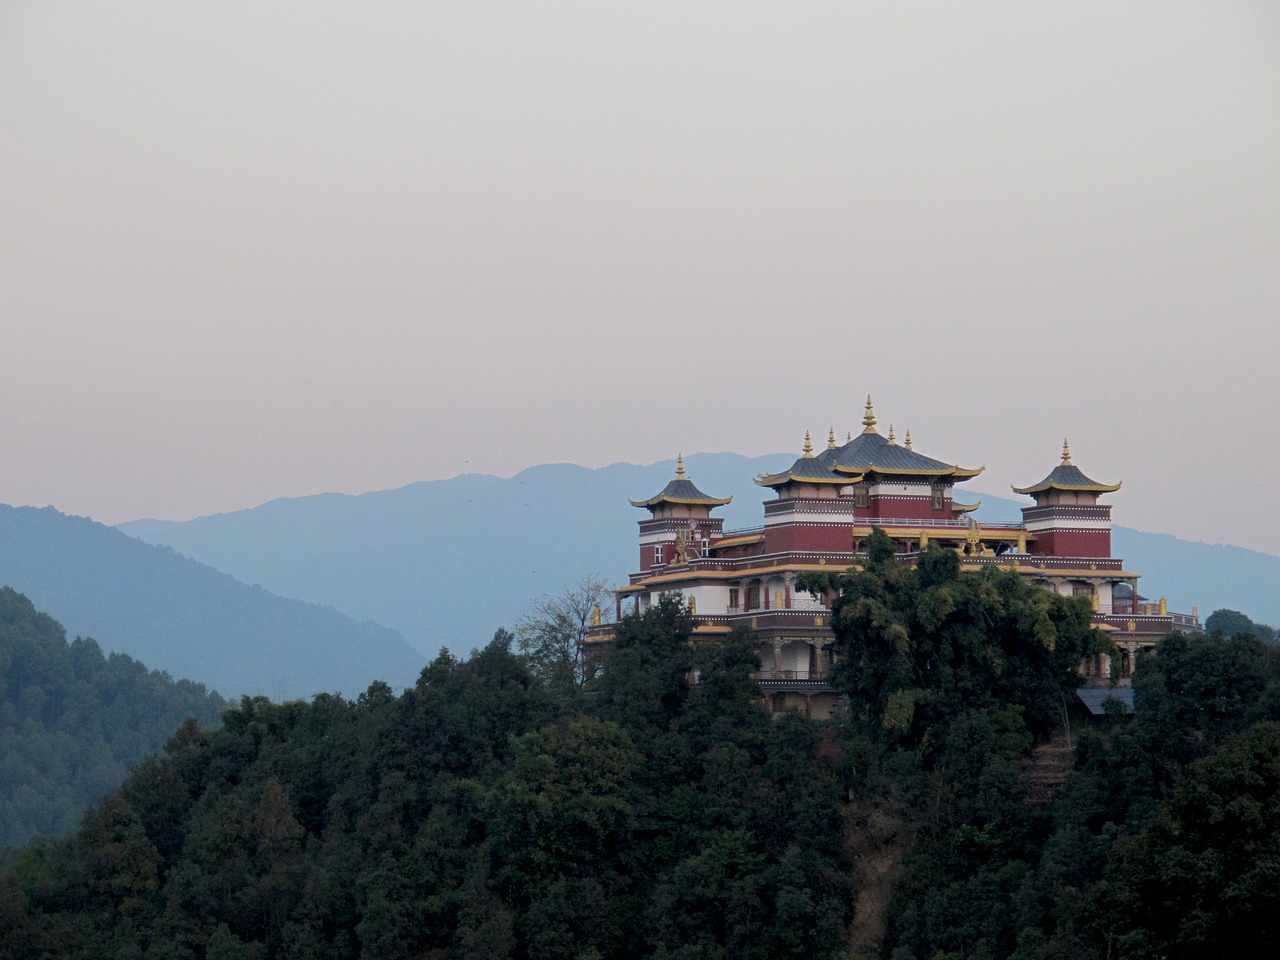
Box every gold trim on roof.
[710,533,765,549]
[628,493,734,507]
[755,469,861,488]
[1011,477,1122,495]
[832,462,985,479]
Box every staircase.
[1024,729,1073,806]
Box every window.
[853,486,869,508]
[931,485,944,510]
[653,545,663,565]
[746,585,760,610]
[728,588,739,609]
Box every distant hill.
[0,505,424,699]
[0,587,226,852]
[119,454,1280,660]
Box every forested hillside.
[1,605,853,959]
[0,588,226,853]
[803,531,1280,958]
[4,539,1278,958]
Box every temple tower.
[1013,440,1121,559]
[628,455,731,571]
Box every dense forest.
[0,587,226,855]
[800,531,1280,958]
[3,533,1278,957]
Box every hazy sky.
[2,2,1278,554]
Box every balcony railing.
[726,602,829,616]
[751,669,830,682]
[861,517,1026,530]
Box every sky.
[2,2,1278,554]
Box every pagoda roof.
[1012,440,1121,495]
[629,456,733,508]
[756,432,860,488]
[828,400,982,480]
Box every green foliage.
[807,532,1107,745]
[2,596,855,959]
[0,587,226,855]
[806,538,1280,959]
[1205,607,1278,643]
[15,557,1279,959]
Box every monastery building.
[590,398,1200,719]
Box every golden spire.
[861,395,878,434]
[827,426,836,449]
[802,430,813,457]
[1061,438,1072,465]
[887,424,896,445]
[905,429,913,451]
[676,454,686,479]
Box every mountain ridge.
[0,505,424,699]
[119,454,1280,660]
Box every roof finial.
[1061,438,1072,465]
[802,431,813,457]
[847,431,853,442]
[676,454,686,479]
[862,395,878,434]
[887,424,896,445]
[905,429,913,451]
[827,426,836,449]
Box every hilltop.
[5,553,1278,958]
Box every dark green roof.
[1013,463,1121,495]
[630,460,732,508]
[830,431,982,479]
[1077,688,1134,715]
[756,451,852,488]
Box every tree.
[802,529,1107,745]
[1206,608,1277,643]
[514,575,613,694]
[1084,722,1280,958]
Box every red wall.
[765,523,850,553]
[1031,529,1111,558]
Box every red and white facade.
[592,400,1199,718]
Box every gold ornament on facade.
[673,529,691,564]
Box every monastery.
[590,398,1200,719]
